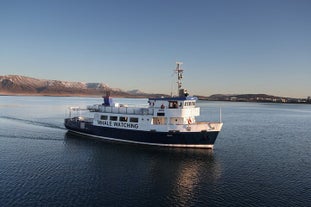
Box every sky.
[0,0,310,98]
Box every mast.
[175,62,188,97]
[175,62,183,96]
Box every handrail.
[87,105,154,115]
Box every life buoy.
[208,123,215,130]
[188,118,192,124]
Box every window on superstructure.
[184,101,195,107]
[120,116,128,122]
[169,101,178,108]
[100,115,108,120]
[110,116,118,121]
[130,117,139,123]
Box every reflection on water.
[1,96,311,206]
[64,132,222,206]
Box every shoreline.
[1,93,310,104]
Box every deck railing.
[87,105,154,115]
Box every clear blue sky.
[1,0,310,98]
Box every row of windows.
[184,101,195,106]
[100,115,139,123]
[168,101,195,108]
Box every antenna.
[219,107,222,123]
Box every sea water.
[0,96,310,207]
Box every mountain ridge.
[1,75,310,103]
[0,75,154,97]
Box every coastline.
[1,92,310,104]
[0,92,166,99]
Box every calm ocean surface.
[0,96,310,207]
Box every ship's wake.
[0,116,66,141]
[0,116,66,130]
[0,133,63,142]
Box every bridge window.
[184,101,196,106]
[100,115,108,120]
[169,101,178,108]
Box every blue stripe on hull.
[64,119,219,147]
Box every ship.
[64,62,223,148]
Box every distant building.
[230,97,237,101]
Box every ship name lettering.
[113,122,138,129]
[98,120,138,129]
[97,120,112,126]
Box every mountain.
[2,75,306,103]
[0,75,136,97]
